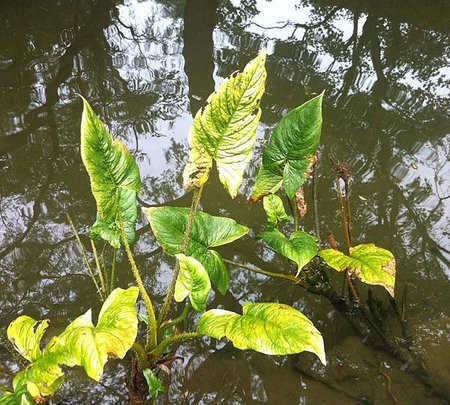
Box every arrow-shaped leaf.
[80,97,142,248]
[262,194,290,229]
[2,288,139,403]
[7,317,50,362]
[183,51,267,198]
[251,93,323,201]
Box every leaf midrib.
[209,65,261,161]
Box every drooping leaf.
[198,302,326,364]
[251,93,323,201]
[262,194,290,229]
[49,286,140,380]
[10,355,64,402]
[258,229,318,275]
[80,97,142,248]
[7,317,50,362]
[174,254,211,311]
[142,368,166,400]
[183,51,267,198]
[0,373,36,405]
[318,244,396,296]
[144,206,248,294]
[1,288,139,403]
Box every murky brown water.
[1,0,449,404]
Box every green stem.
[101,242,110,290]
[159,303,190,337]
[91,239,108,298]
[158,186,203,326]
[150,332,200,360]
[119,219,158,350]
[292,197,299,231]
[132,342,150,368]
[66,213,104,300]
[110,248,117,292]
[312,162,321,246]
[223,258,302,285]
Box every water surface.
[1,0,449,403]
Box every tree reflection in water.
[0,0,449,403]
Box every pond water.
[1,0,449,403]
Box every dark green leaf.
[258,229,318,275]
[251,93,323,201]
[144,207,248,294]
[143,368,166,400]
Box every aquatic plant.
[3,51,420,404]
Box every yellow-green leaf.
[80,97,142,248]
[175,254,211,312]
[183,50,267,197]
[7,317,50,362]
[262,194,290,229]
[318,244,396,296]
[1,288,139,403]
[48,287,139,380]
[198,302,326,364]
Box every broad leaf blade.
[52,287,139,380]
[80,97,142,248]
[144,206,248,294]
[262,194,290,229]
[318,244,396,296]
[258,229,318,275]
[2,288,139,402]
[175,254,211,311]
[198,302,326,364]
[251,93,323,201]
[183,51,267,197]
[7,317,50,362]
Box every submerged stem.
[223,258,302,285]
[335,177,351,254]
[119,219,158,350]
[312,162,321,246]
[91,239,108,298]
[292,196,299,231]
[110,248,117,292]
[66,213,104,300]
[158,186,204,327]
